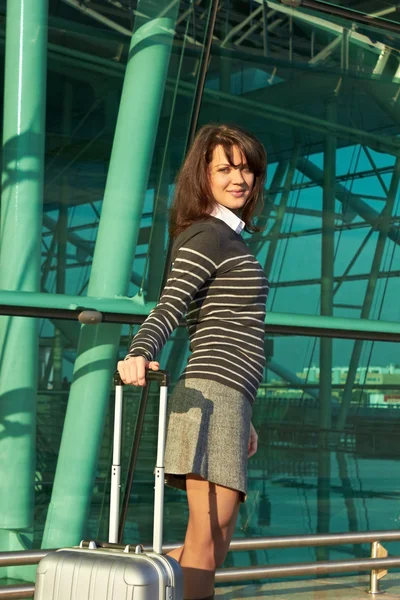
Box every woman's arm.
[118,226,220,385]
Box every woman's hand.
[248,422,258,458]
[117,356,160,387]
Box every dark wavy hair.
[169,123,267,237]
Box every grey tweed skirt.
[164,377,252,502]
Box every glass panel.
[1,0,400,590]
[0,0,215,582]
[17,319,400,563]
[1,323,400,580]
[200,2,400,318]
[116,331,400,567]
[248,336,400,566]
[39,0,215,300]
[35,0,217,542]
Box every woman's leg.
[167,474,240,600]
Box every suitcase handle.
[110,367,169,554]
[113,369,169,387]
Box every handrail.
[1,555,400,597]
[0,584,34,598]
[2,529,400,566]
[158,528,400,553]
[0,549,55,567]
[2,529,400,597]
[2,554,399,598]
[215,556,400,582]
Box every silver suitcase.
[34,370,184,600]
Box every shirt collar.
[210,203,245,235]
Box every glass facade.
[0,0,399,589]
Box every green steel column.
[336,157,400,431]
[316,98,336,558]
[42,2,179,549]
[316,445,331,561]
[335,452,363,558]
[53,82,72,390]
[319,99,336,432]
[0,0,48,567]
[52,203,68,389]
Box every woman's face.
[209,145,254,212]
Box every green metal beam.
[249,160,288,256]
[297,158,400,245]
[0,290,155,315]
[33,34,400,159]
[0,290,400,338]
[0,0,48,576]
[41,2,179,549]
[275,268,400,288]
[266,311,400,338]
[262,0,389,53]
[263,148,299,278]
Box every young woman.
[117,123,268,600]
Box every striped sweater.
[126,216,269,402]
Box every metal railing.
[1,530,400,598]
[2,292,400,342]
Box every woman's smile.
[227,189,246,197]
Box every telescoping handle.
[109,372,124,544]
[113,370,169,387]
[109,369,169,554]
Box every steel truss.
[29,0,399,398]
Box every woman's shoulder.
[171,218,225,263]
[174,217,223,246]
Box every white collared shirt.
[210,203,245,235]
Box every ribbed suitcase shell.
[34,371,183,600]
[34,547,183,600]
